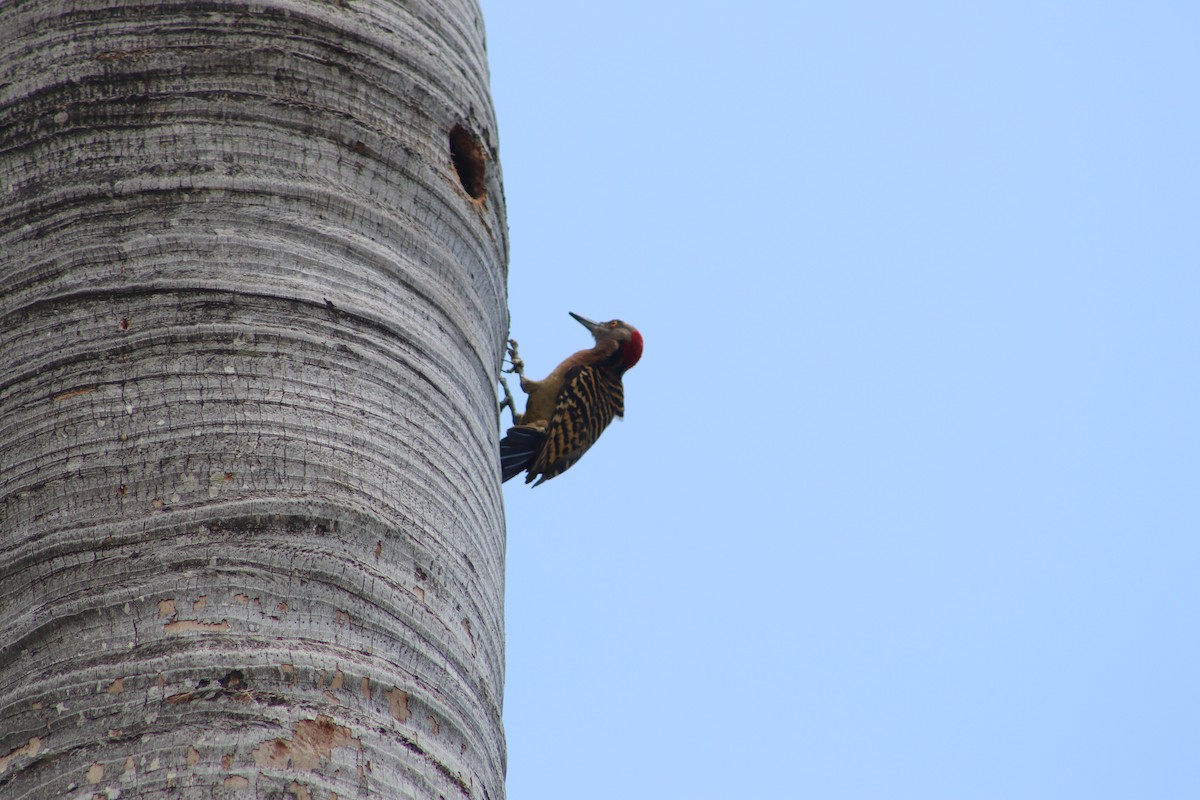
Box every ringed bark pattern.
[0,1,508,798]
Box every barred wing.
[528,364,624,485]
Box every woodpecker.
[499,312,643,486]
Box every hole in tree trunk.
[449,123,487,201]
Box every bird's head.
[570,312,643,371]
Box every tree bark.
[0,2,508,798]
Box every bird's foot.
[503,338,525,378]
[498,375,521,426]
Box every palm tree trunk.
[0,2,508,798]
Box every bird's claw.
[503,338,525,377]
[498,375,521,425]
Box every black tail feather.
[499,426,545,482]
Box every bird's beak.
[568,312,601,333]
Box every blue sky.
[482,3,1200,798]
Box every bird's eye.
[609,321,618,328]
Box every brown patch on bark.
[360,676,371,698]
[387,688,411,722]
[186,746,199,765]
[106,677,124,694]
[252,738,291,769]
[53,386,96,402]
[293,717,360,768]
[158,599,176,618]
[224,775,249,788]
[427,715,440,735]
[193,596,207,610]
[0,737,42,776]
[163,619,230,633]
[252,716,361,771]
[86,762,104,783]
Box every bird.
[499,312,643,486]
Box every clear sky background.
[481,3,1199,798]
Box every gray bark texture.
[0,1,508,798]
